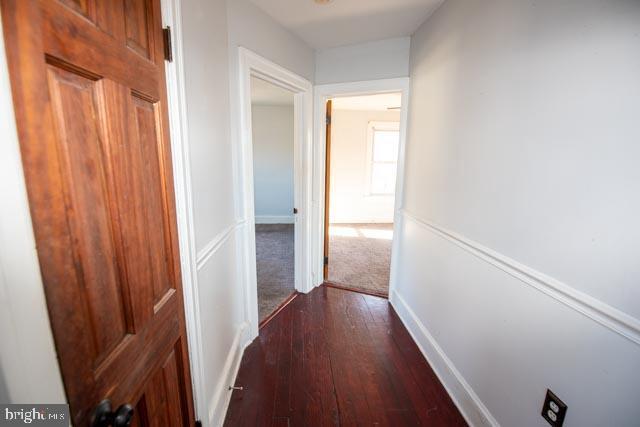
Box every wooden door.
[1,1,195,425]
[323,100,332,280]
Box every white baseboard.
[390,290,499,427]
[255,215,295,224]
[208,322,248,427]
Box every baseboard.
[254,215,294,224]
[208,322,248,427]
[390,290,499,427]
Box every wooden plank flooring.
[224,285,467,426]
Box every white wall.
[225,0,315,219]
[315,37,410,85]
[252,105,294,222]
[182,0,237,248]
[394,0,640,426]
[330,109,400,223]
[226,0,315,83]
[179,0,250,425]
[0,11,67,404]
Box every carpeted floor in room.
[255,224,295,322]
[328,223,393,296]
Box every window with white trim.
[366,121,400,195]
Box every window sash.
[366,121,400,196]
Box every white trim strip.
[401,209,640,346]
[161,0,207,420]
[254,215,295,224]
[196,221,244,271]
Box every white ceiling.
[251,76,294,106]
[332,93,402,111]
[249,0,444,49]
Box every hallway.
[224,286,466,426]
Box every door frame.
[313,78,411,301]
[158,0,209,421]
[235,47,314,340]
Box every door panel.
[140,347,188,427]
[1,0,194,425]
[130,94,175,308]
[124,0,153,59]
[46,64,132,368]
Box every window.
[367,121,400,195]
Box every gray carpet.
[255,224,295,322]
[327,223,393,295]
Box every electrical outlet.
[541,389,567,426]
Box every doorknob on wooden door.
[113,404,134,427]
[91,399,135,427]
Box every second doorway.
[324,92,403,297]
[251,76,298,324]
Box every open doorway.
[250,76,298,324]
[237,48,313,340]
[323,93,403,297]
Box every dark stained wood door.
[323,100,332,280]
[1,0,195,425]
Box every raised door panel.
[124,0,153,60]
[56,0,125,40]
[46,63,132,371]
[57,0,90,18]
[126,343,188,427]
[131,95,176,309]
[141,346,189,427]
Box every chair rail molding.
[400,209,640,346]
[196,221,245,271]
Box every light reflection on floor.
[329,224,393,240]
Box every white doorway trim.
[312,78,410,301]
[159,0,207,421]
[235,48,314,341]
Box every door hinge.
[163,27,173,62]
[293,208,298,214]
[324,256,328,265]
[325,115,331,125]
[195,421,202,427]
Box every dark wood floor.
[224,285,467,426]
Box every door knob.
[91,399,135,427]
[91,400,113,427]
[113,403,134,427]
